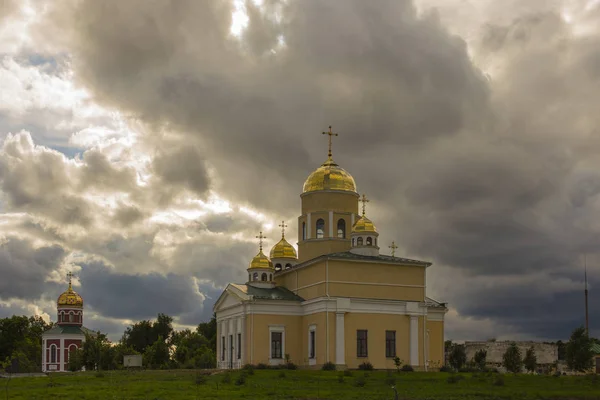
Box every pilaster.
[335,312,345,365]
[410,316,419,366]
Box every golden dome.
[270,238,297,259]
[352,216,377,233]
[303,157,357,194]
[248,250,274,270]
[57,282,83,308]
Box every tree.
[0,315,52,372]
[473,349,487,371]
[556,340,566,361]
[122,314,174,354]
[197,314,217,352]
[523,346,537,373]
[502,342,522,373]
[566,326,594,372]
[144,336,170,369]
[448,344,466,370]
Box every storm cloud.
[0,0,599,341]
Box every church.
[213,128,447,370]
[41,273,95,372]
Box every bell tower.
[298,126,360,262]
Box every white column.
[42,339,45,372]
[351,213,355,226]
[240,316,246,366]
[307,213,312,239]
[410,316,419,366]
[215,320,220,368]
[60,338,65,372]
[335,312,345,365]
[329,211,334,237]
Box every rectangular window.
[385,330,396,358]
[271,332,283,359]
[357,330,368,358]
[237,333,241,359]
[309,330,316,359]
[221,336,225,361]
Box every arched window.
[302,222,306,240]
[67,344,77,362]
[366,237,373,246]
[249,274,251,281]
[337,219,346,238]
[285,263,292,269]
[275,263,282,271]
[253,272,258,281]
[261,273,267,281]
[352,238,355,247]
[316,219,325,238]
[69,312,74,322]
[50,345,57,363]
[357,237,363,246]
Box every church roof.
[231,283,304,302]
[43,325,97,336]
[326,251,431,266]
[425,297,447,308]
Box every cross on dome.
[389,241,398,257]
[322,125,339,158]
[359,194,370,216]
[255,231,267,251]
[279,221,287,238]
[67,271,74,289]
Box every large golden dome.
[303,157,357,194]
[57,283,83,308]
[270,238,297,259]
[248,250,274,270]
[352,216,377,233]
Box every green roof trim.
[43,325,97,336]
[232,284,304,302]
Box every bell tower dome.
[350,194,380,257]
[247,232,276,288]
[297,126,360,262]
[56,272,84,327]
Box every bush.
[285,362,298,370]
[221,373,232,384]
[256,363,268,369]
[447,374,465,384]
[355,376,366,387]
[474,349,488,371]
[439,365,453,372]
[322,361,336,371]
[358,361,373,371]
[243,364,255,375]
[195,374,207,385]
[343,369,353,377]
[494,376,505,386]
[449,345,467,370]
[524,346,537,373]
[401,364,414,372]
[235,373,246,386]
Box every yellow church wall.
[427,320,445,368]
[343,313,413,369]
[301,191,359,214]
[300,311,336,367]
[246,314,302,365]
[298,240,352,263]
[329,283,424,302]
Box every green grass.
[3,369,600,399]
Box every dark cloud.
[6,0,597,340]
[78,260,206,320]
[0,237,66,301]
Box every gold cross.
[255,231,267,251]
[389,241,398,257]
[322,125,338,158]
[279,221,287,238]
[359,194,369,216]
[67,271,74,288]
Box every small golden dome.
[57,283,83,308]
[248,250,274,270]
[352,216,377,233]
[270,238,297,259]
[303,157,357,194]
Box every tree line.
[1,313,217,372]
[445,326,597,373]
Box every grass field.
[3,369,600,400]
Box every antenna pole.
[585,254,589,335]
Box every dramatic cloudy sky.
[1,0,599,342]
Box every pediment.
[213,286,245,312]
